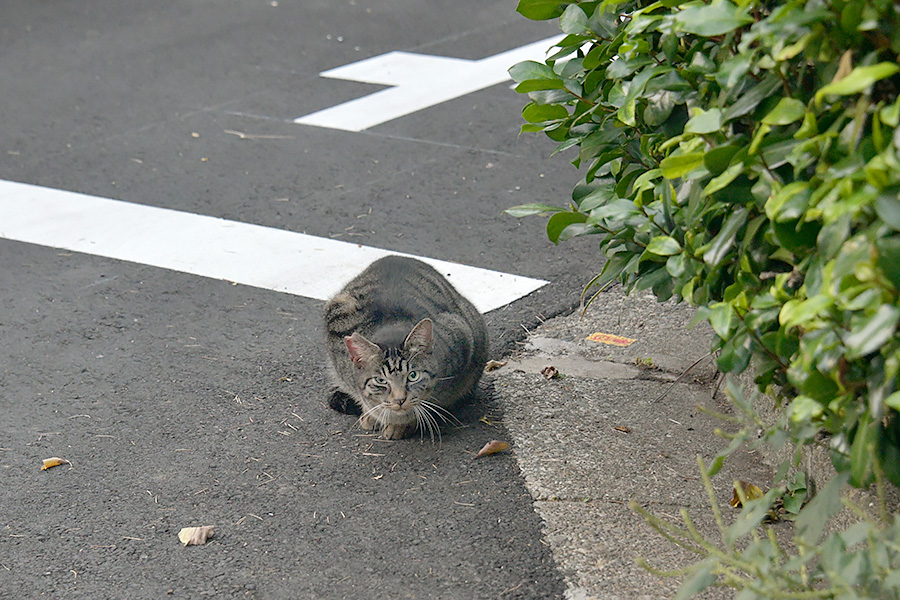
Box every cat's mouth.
[385,400,412,413]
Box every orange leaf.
[41,457,69,470]
[475,440,509,459]
[585,332,636,347]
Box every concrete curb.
[492,285,899,598]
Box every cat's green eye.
[373,376,388,385]
[407,371,421,382]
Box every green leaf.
[522,103,570,123]
[547,211,588,244]
[515,78,567,93]
[703,143,742,175]
[703,208,747,266]
[509,60,557,83]
[772,218,819,254]
[882,99,900,127]
[886,391,900,412]
[660,153,705,179]
[515,0,570,20]
[849,411,876,487]
[875,191,900,231]
[790,395,824,423]
[558,222,594,242]
[559,3,590,34]
[794,111,818,139]
[779,296,831,329]
[618,99,636,127]
[646,235,682,256]
[673,0,753,36]
[844,304,900,360]
[505,203,565,217]
[509,61,565,93]
[708,302,734,338]
[685,108,723,134]
[762,98,807,125]
[723,75,781,121]
[815,63,900,103]
[767,182,811,222]
[816,214,851,259]
[643,91,675,127]
[703,163,743,195]
[589,198,640,223]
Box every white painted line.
[0,180,547,313]
[295,35,565,132]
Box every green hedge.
[508,0,900,489]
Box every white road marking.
[295,35,564,132]
[0,180,546,313]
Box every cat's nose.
[390,389,406,407]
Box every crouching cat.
[324,256,489,440]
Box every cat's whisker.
[413,406,437,444]
[416,403,445,445]
[417,405,441,445]
[414,406,428,442]
[420,399,462,426]
[413,406,428,443]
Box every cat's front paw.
[359,414,378,431]
[380,423,414,440]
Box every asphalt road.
[1,2,601,598]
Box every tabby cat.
[323,256,489,440]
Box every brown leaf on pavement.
[475,440,509,459]
[730,481,764,508]
[178,526,215,546]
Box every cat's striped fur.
[324,256,488,440]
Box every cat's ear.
[345,333,381,367]
[404,318,434,354]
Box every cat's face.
[344,318,439,430]
[360,350,435,412]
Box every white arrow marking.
[0,180,546,313]
[295,35,564,132]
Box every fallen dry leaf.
[41,457,69,470]
[730,481,765,508]
[484,360,507,372]
[614,425,631,434]
[178,526,214,546]
[475,440,509,459]
[585,332,636,347]
[541,366,560,380]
